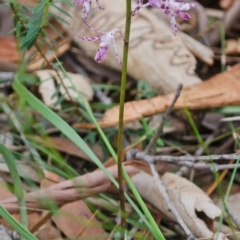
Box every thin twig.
[147,161,195,240]
[141,83,194,239]
[144,84,183,153]
[134,151,240,162]
[133,150,240,171]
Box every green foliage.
[0,205,37,240]
[9,0,72,54]
[0,144,28,229]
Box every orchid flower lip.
[78,29,123,65]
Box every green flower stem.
[117,0,132,232]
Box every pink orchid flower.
[132,0,196,35]
[78,29,123,65]
[75,0,104,21]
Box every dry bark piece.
[52,0,206,94]
[73,63,240,129]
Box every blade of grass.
[216,122,240,240]
[54,60,165,239]
[184,108,236,238]
[0,205,37,240]
[13,75,164,239]
[13,74,163,239]
[0,144,28,233]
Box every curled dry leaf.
[73,63,240,129]
[0,164,140,213]
[131,170,221,238]
[36,69,93,109]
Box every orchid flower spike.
[75,0,104,21]
[132,0,196,35]
[79,29,123,65]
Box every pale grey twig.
[132,150,240,171]
[133,150,240,162]
[148,161,195,240]
[144,83,183,154]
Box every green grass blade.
[13,75,118,185]
[0,205,37,240]
[54,61,164,239]
[13,75,163,239]
[0,144,28,230]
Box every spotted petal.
[95,43,109,62]
[148,0,162,8]
[132,0,144,16]
[96,0,104,10]
[78,29,123,65]
[75,0,84,6]
[82,0,91,21]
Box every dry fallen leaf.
[42,172,108,240]
[36,69,61,110]
[0,164,139,212]
[73,63,240,129]
[131,170,221,238]
[31,136,103,162]
[36,69,93,109]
